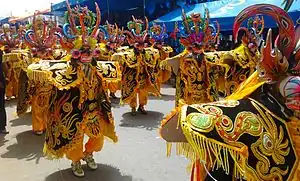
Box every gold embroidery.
[180,105,249,179]
[286,117,300,181]
[187,102,263,148]
[50,66,79,89]
[248,99,294,181]
[171,97,298,180]
[205,44,259,95]
[62,102,72,113]
[96,61,121,81]
[44,94,83,160]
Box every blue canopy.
[52,0,143,13]
[152,0,300,32]
[0,17,10,24]
[43,11,65,17]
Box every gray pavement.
[0,84,189,181]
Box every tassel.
[181,123,247,179]
[166,142,172,157]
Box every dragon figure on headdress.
[24,14,61,60]
[97,21,125,57]
[57,0,100,53]
[122,16,150,51]
[160,3,300,181]
[179,9,220,52]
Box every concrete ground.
[0,84,189,181]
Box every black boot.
[138,106,147,115]
[110,93,117,99]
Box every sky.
[0,0,63,18]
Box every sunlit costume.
[17,15,62,135]
[96,22,124,99]
[205,16,263,96]
[149,24,173,92]
[160,4,300,181]
[112,16,160,115]
[161,9,227,106]
[40,1,117,177]
[0,24,31,99]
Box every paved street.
[0,84,189,181]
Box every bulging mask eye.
[31,48,37,54]
[72,49,81,59]
[93,49,101,57]
[187,45,193,52]
[47,48,53,55]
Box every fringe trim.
[182,124,248,179]
[165,142,198,174]
[165,142,197,164]
[27,69,51,83]
[176,143,198,161]
[166,139,247,179]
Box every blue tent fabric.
[43,11,66,17]
[0,17,10,24]
[152,0,300,32]
[52,0,143,13]
[52,0,107,12]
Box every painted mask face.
[72,47,97,64]
[124,16,149,52]
[106,42,117,51]
[180,9,220,55]
[0,24,25,52]
[153,41,164,49]
[279,76,300,115]
[134,41,148,52]
[24,15,59,59]
[30,47,53,59]
[189,42,204,54]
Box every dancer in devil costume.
[17,15,61,135]
[41,1,117,177]
[112,16,161,115]
[96,22,124,99]
[161,9,227,106]
[160,4,300,181]
[149,24,173,92]
[0,24,30,100]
